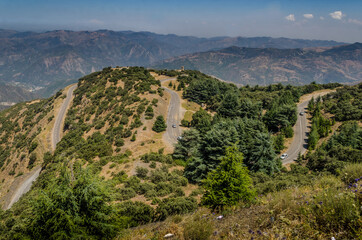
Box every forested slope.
[0,68,360,240]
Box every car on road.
[172,124,176,128]
[280,153,288,160]
[299,112,304,116]
[177,136,182,141]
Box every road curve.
[4,84,77,210]
[160,78,182,145]
[52,84,77,151]
[282,91,333,165]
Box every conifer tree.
[202,145,255,209]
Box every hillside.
[0,83,37,111]
[0,29,345,96]
[155,43,362,86]
[0,68,360,239]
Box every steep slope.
[155,43,362,86]
[0,29,345,95]
[0,67,180,208]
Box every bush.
[116,201,154,227]
[28,153,37,169]
[136,167,149,179]
[118,188,136,200]
[155,197,197,220]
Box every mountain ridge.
[155,43,362,86]
[0,29,347,96]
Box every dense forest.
[0,68,360,239]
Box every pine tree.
[152,115,167,132]
[201,145,255,209]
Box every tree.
[248,132,279,174]
[190,108,212,133]
[273,133,285,153]
[29,167,119,239]
[173,129,201,161]
[152,115,167,132]
[201,145,255,209]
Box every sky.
[0,0,361,42]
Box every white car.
[172,124,177,128]
[299,112,304,116]
[280,153,288,160]
[177,136,182,141]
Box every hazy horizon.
[1,0,361,42]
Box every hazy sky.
[0,0,361,42]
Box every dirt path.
[282,89,335,165]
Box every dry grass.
[117,176,359,240]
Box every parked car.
[299,112,304,116]
[280,153,288,160]
[177,136,182,141]
[172,124,176,128]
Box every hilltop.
[155,43,362,86]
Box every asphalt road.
[160,78,182,145]
[282,101,308,164]
[5,166,41,210]
[52,84,77,151]
[282,91,333,164]
[4,85,76,210]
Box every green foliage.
[152,115,167,133]
[252,165,315,194]
[183,118,279,183]
[273,133,285,154]
[282,125,294,138]
[322,84,362,121]
[79,132,113,160]
[155,197,197,221]
[263,91,297,133]
[116,201,154,227]
[145,105,154,119]
[173,129,201,161]
[28,153,37,169]
[307,121,362,173]
[340,163,362,184]
[202,145,256,209]
[190,108,212,133]
[29,167,120,239]
[136,167,149,179]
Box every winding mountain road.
[282,91,334,164]
[52,84,77,150]
[161,78,182,145]
[4,84,76,210]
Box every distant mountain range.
[0,29,346,96]
[155,43,362,86]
